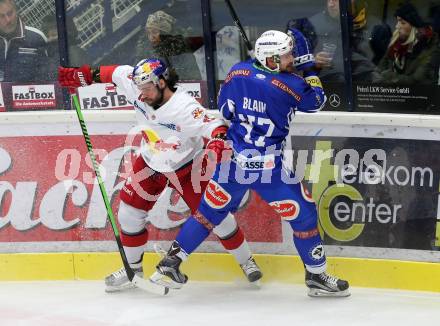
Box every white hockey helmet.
[132,58,169,87]
[255,30,294,72]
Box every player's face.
[137,81,164,106]
[327,0,339,18]
[396,17,412,41]
[279,52,294,72]
[0,1,18,35]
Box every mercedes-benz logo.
[329,94,341,108]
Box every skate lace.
[320,272,338,285]
[111,267,126,279]
[241,258,259,274]
[154,243,167,258]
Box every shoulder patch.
[224,69,251,84]
[271,79,301,101]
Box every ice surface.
[1,281,439,325]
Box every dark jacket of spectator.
[377,3,439,84]
[0,17,48,82]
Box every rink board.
[1,252,440,292]
[1,111,440,292]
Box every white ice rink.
[1,281,439,326]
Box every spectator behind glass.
[288,0,381,82]
[134,10,201,80]
[377,2,439,85]
[39,15,89,81]
[0,0,48,82]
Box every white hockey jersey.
[111,65,224,172]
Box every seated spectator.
[287,0,381,82]
[0,0,48,82]
[134,10,201,80]
[377,2,439,85]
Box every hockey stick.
[70,91,168,295]
[224,0,254,57]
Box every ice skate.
[104,266,143,293]
[240,257,263,283]
[150,242,188,290]
[305,270,350,297]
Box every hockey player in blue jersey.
[150,29,350,297]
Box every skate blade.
[308,288,351,298]
[132,274,170,295]
[248,280,261,289]
[150,271,184,290]
[105,282,136,293]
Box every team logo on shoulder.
[309,244,324,261]
[269,199,299,221]
[204,180,231,209]
[192,108,204,119]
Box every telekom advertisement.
[1,111,439,261]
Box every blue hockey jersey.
[218,59,326,163]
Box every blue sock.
[293,232,326,270]
[176,216,210,254]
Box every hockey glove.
[58,65,93,93]
[205,126,232,164]
[287,28,315,71]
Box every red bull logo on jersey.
[269,199,300,221]
[141,129,181,152]
[204,180,231,209]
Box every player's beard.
[143,86,165,109]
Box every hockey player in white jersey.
[58,58,262,292]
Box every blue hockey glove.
[287,28,315,71]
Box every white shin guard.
[118,202,149,266]
[213,213,252,265]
